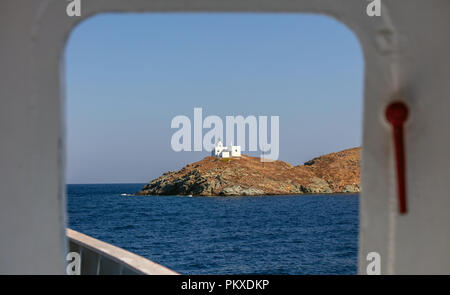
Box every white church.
[212,140,241,158]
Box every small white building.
[212,140,241,158]
[230,145,241,157]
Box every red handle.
[385,102,409,214]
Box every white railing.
[66,228,178,275]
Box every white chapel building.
[212,140,241,158]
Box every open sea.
[67,183,359,274]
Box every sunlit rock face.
[137,148,361,196]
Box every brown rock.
[136,147,361,196]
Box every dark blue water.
[67,183,358,274]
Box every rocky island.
[136,147,360,196]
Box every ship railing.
[66,228,178,275]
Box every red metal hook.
[385,101,409,214]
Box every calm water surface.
[67,183,358,274]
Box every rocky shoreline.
[136,147,360,196]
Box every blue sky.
[65,13,364,184]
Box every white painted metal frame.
[1,0,450,274]
[67,229,178,275]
